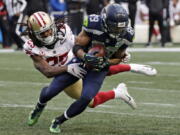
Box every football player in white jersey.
[23,11,157,133]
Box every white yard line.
[128,48,180,52]
[129,86,180,93]
[146,62,180,66]
[0,67,35,71]
[98,103,177,108]
[2,48,180,53]
[127,81,153,84]
[0,103,179,119]
[160,74,180,77]
[0,80,48,86]
[0,80,180,93]
[140,103,176,107]
[0,48,180,53]
[87,110,180,119]
[0,49,15,53]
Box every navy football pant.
[66,69,108,118]
[39,66,108,119]
[39,73,79,104]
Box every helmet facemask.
[106,20,127,38]
[55,19,67,43]
[34,23,57,46]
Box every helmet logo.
[33,12,46,27]
[118,22,126,27]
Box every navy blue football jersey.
[83,14,134,58]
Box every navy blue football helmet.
[101,3,129,38]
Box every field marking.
[0,67,35,71]
[0,103,179,119]
[0,80,48,86]
[0,84,4,86]
[2,48,180,53]
[0,80,180,94]
[0,49,15,53]
[160,74,180,77]
[146,61,180,66]
[140,103,177,107]
[99,103,177,108]
[129,86,180,93]
[87,109,180,119]
[127,81,153,84]
[128,48,180,52]
[0,66,180,78]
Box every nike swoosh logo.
[126,95,131,101]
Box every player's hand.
[83,53,104,65]
[93,57,110,71]
[122,51,131,63]
[67,63,87,78]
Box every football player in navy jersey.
[48,3,139,133]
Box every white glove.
[67,63,87,78]
[122,51,131,63]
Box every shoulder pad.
[125,27,135,42]
[83,15,102,30]
[83,15,104,35]
[64,24,73,37]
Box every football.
[86,44,106,69]
[88,44,106,57]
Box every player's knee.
[72,97,91,112]
[39,86,53,103]
[79,97,91,107]
[88,100,94,108]
[66,97,92,118]
[40,86,48,96]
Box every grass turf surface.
[0,51,180,135]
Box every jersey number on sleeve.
[46,52,68,66]
[89,15,99,22]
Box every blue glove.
[83,53,103,65]
[93,57,110,71]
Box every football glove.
[67,63,87,78]
[83,53,104,65]
[93,57,110,71]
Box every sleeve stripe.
[82,27,104,35]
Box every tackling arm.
[31,55,67,78]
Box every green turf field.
[0,51,180,135]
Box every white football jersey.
[23,24,75,67]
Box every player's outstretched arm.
[31,55,86,78]
[31,55,67,78]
